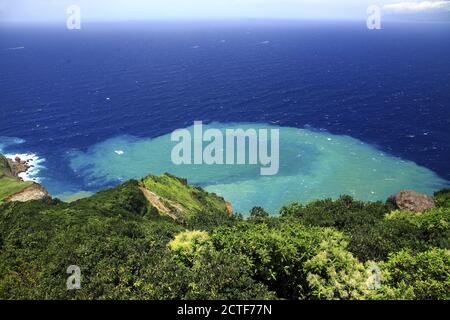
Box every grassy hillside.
[0,177,33,204]
[0,155,33,204]
[143,174,229,214]
[0,173,448,300]
[141,173,233,228]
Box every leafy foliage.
[280,195,450,262]
[280,195,392,230]
[168,230,212,266]
[434,189,450,209]
[212,219,369,300]
[0,170,448,300]
[0,180,266,300]
[304,231,370,300]
[249,207,270,221]
[374,248,450,300]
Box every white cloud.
[383,1,450,13]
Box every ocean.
[1,20,449,213]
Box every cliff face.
[0,155,14,178]
[140,173,233,222]
[4,183,49,203]
[0,154,48,203]
[1,154,231,214]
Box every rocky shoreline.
[0,154,31,179]
[7,156,32,180]
[0,154,49,203]
[0,153,441,211]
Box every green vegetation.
[434,189,450,208]
[0,171,448,300]
[142,174,229,217]
[212,222,370,299]
[168,230,212,266]
[375,248,450,300]
[141,173,235,230]
[0,177,33,204]
[0,155,33,204]
[0,155,13,178]
[280,196,450,262]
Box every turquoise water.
[2,24,450,213]
[67,123,448,214]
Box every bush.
[212,220,369,300]
[280,196,391,231]
[1,174,448,300]
[280,196,450,262]
[249,207,270,221]
[160,230,275,300]
[374,248,450,300]
[168,230,212,266]
[148,249,276,300]
[434,189,450,209]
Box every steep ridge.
[0,154,48,203]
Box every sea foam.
[68,123,449,214]
[0,137,45,183]
[3,153,45,183]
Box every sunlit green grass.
[142,173,228,217]
[0,177,33,204]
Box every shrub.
[249,207,270,221]
[434,189,450,209]
[168,230,212,266]
[279,195,390,231]
[280,196,449,262]
[212,221,369,299]
[374,248,450,300]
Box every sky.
[0,0,449,23]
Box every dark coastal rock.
[0,155,14,177]
[1,154,32,180]
[6,157,30,178]
[388,190,436,212]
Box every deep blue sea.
[1,21,449,213]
